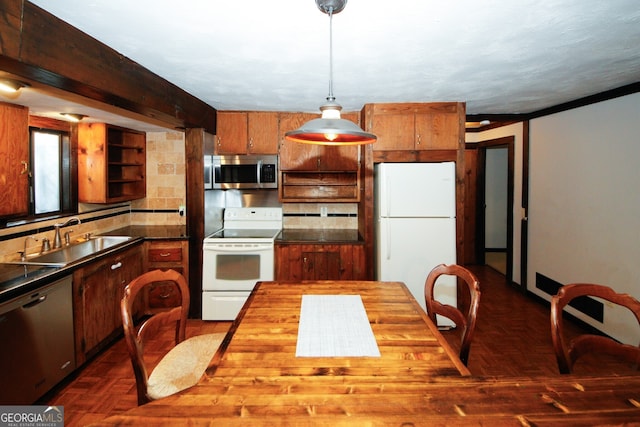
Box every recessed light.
[60,113,87,122]
[0,78,29,93]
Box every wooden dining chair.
[551,283,640,374]
[121,269,226,405]
[424,263,481,366]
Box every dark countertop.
[101,225,188,240]
[276,228,363,244]
[0,225,189,303]
[0,236,144,304]
[0,226,186,304]
[0,263,61,302]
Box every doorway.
[484,146,508,274]
[465,136,514,280]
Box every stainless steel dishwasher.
[0,275,76,404]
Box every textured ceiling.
[17,0,640,126]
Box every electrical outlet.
[179,205,185,216]
[320,206,328,217]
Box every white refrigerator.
[375,162,457,327]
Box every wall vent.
[535,273,604,322]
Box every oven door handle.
[203,245,273,253]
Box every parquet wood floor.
[444,265,640,377]
[40,266,638,426]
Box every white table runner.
[296,295,381,357]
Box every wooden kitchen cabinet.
[73,243,143,365]
[275,243,366,281]
[143,239,189,313]
[215,111,279,154]
[279,112,360,171]
[78,122,146,203]
[0,103,29,218]
[363,102,463,152]
[278,112,361,202]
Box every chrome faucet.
[53,217,81,249]
[21,236,38,261]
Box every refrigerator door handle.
[384,171,391,218]
[386,221,391,260]
[378,167,391,218]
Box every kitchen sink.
[6,236,133,267]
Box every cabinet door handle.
[159,252,171,257]
[111,262,122,270]
[21,161,30,176]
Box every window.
[29,128,73,216]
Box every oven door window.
[216,254,261,280]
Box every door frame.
[475,136,515,282]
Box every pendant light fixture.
[285,0,376,145]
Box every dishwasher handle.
[23,294,47,309]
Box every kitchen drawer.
[148,247,183,262]
[147,278,182,309]
[143,240,189,314]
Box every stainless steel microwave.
[208,155,278,189]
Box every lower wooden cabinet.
[143,239,189,313]
[275,243,365,281]
[73,243,143,365]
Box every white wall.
[466,122,525,285]
[528,92,640,345]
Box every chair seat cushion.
[147,333,225,400]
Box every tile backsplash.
[0,206,131,262]
[282,203,357,229]
[131,131,186,226]
[0,131,186,261]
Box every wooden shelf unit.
[78,123,146,203]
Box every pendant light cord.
[327,7,335,102]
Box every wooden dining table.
[93,280,640,426]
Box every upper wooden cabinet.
[278,112,361,202]
[215,111,279,154]
[278,112,360,171]
[78,123,146,203]
[363,103,464,151]
[0,103,29,218]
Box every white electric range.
[202,207,282,320]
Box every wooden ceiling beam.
[0,0,216,133]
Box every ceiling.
[5,0,640,131]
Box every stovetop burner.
[203,207,283,243]
[205,228,281,240]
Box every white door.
[376,162,456,218]
[376,217,456,327]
